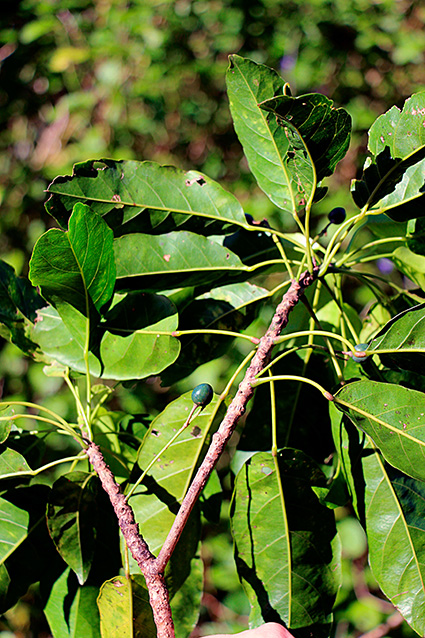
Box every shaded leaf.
[45,159,246,235]
[0,497,29,564]
[226,55,315,217]
[230,450,340,631]
[29,203,116,316]
[114,231,250,292]
[47,472,98,585]
[259,93,351,182]
[392,247,425,291]
[351,92,425,219]
[0,259,43,353]
[335,380,425,482]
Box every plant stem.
[155,266,319,574]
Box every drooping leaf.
[367,302,425,373]
[45,159,246,235]
[114,231,251,292]
[351,92,425,219]
[259,93,351,182]
[32,298,180,381]
[226,55,315,217]
[335,380,425,482]
[230,450,340,632]
[29,202,116,316]
[362,443,425,635]
[391,247,425,291]
[0,497,30,564]
[46,472,98,585]
[0,259,44,353]
[44,567,101,638]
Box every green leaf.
[44,567,101,638]
[362,444,425,635]
[29,203,116,316]
[368,302,425,372]
[0,259,43,353]
[98,575,146,638]
[45,159,246,235]
[32,299,180,381]
[351,92,425,219]
[391,247,425,291]
[335,380,425,482]
[226,55,315,217]
[230,449,340,631]
[47,472,98,585]
[259,93,352,182]
[0,497,30,564]
[0,407,16,445]
[0,447,32,477]
[114,231,250,292]
[126,393,223,574]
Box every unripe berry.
[191,383,214,407]
[352,343,369,363]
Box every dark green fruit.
[352,343,369,363]
[191,383,214,407]
[328,207,346,224]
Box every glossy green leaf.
[0,407,17,445]
[363,444,425,635]
[29,202,116,316]
[44,567,101,638]
[368,302,425,372]
[351,92,425,219]
[45,159,246,235]
[230,450,340,630]
[391,247,425,291]
[335,380,425,482]
[259,93,351,182]
[227,55,315,217]
[0,497,30,563]
[0,259,43,353]
[32,299,180,380]
[0,447,32,477]
[125,393,223,573]
[114,231,250,292]
[47,472,98,585]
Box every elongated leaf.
[114,231,250,292]
[44,567,101,638]
[126,393,223,574]
[351,92,425,219]
[98,575,141,638]
[259,93,351,182]
[392,247,425,292]
[32,300,180,380]
[29,203,115,316]
[47,472,98,585]
[368,302,425,372]
[335,380,425,482]
[0,497,29,563]
[363,444,425,635]
[0,259,44,353]
[45,159,246,235]
[230,450,340,631]
[226,55,315,216]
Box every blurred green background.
[1,1,425,636]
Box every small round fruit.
[191,383,214,407]
[328,207,346,224]
[352,343,369,363]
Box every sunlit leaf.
[45,159,246,235]
[231,450,340,631]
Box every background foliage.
[2,1,425,636]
